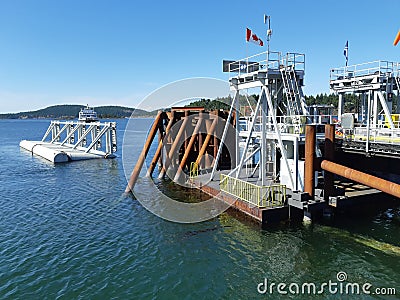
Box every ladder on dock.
[280,65,303,116]
[395,75,400,92]
[280,66,300,116]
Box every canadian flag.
[246,28,264,46]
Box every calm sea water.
[0,118,399,299]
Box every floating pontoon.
[20,119,117,163]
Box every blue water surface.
[0,119,399,299]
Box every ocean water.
[0,118,399,299]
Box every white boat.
[79,105,99,122]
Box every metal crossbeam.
[41,120,117,156]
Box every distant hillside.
[0,105,156,119]
[185,95,259,111]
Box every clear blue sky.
[0,0,399,113]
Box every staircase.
[279,64,309,133]
[280,65,302,117]
[281,66,309,114]
[395,75,400,92]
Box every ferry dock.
[126,50,400,225]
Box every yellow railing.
[189,162,199,178]
[219,174,286,208]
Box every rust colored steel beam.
[304,125,316,197]
[158,115,191,179]
[173,114,203,181]
[195,117,218,166]
[321,160,400,199]
[324,124,336,199]
[198,115,203,167]
[125,111,164,193]
[184,110,189,150]
[146,112,175,177]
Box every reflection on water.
[154,178,211,203]
[314,224,400,256]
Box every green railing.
[220,174,286,208]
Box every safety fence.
[220,174,286,208]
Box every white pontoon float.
[20,117,117,163]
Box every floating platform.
[20,120,117,163]
[20,140,115,163]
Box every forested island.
[0,105,155,119]
[185,93,360,113]
[0,93,353,120]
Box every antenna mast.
[264,14,272,54]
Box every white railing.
[227,51,305,77]
[227,51,281,76]
[239,114,338,135]
[330,60,398,81]
[396,62,400,77]
[281,52,305,72]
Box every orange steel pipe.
[324,124,335,199]
[195,117,218,166]
[321,160,400,199]
[304,125,316,197]
[184,110,189,150]
[158,115,190,178]
[146,112,175,177]
[125,111,164,193]
[173,115,203,181]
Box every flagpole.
[245,27,249,74]
[344,40,349,74]
[246,34,248,60]
[264,14,272,64]
[246,35,248,73]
